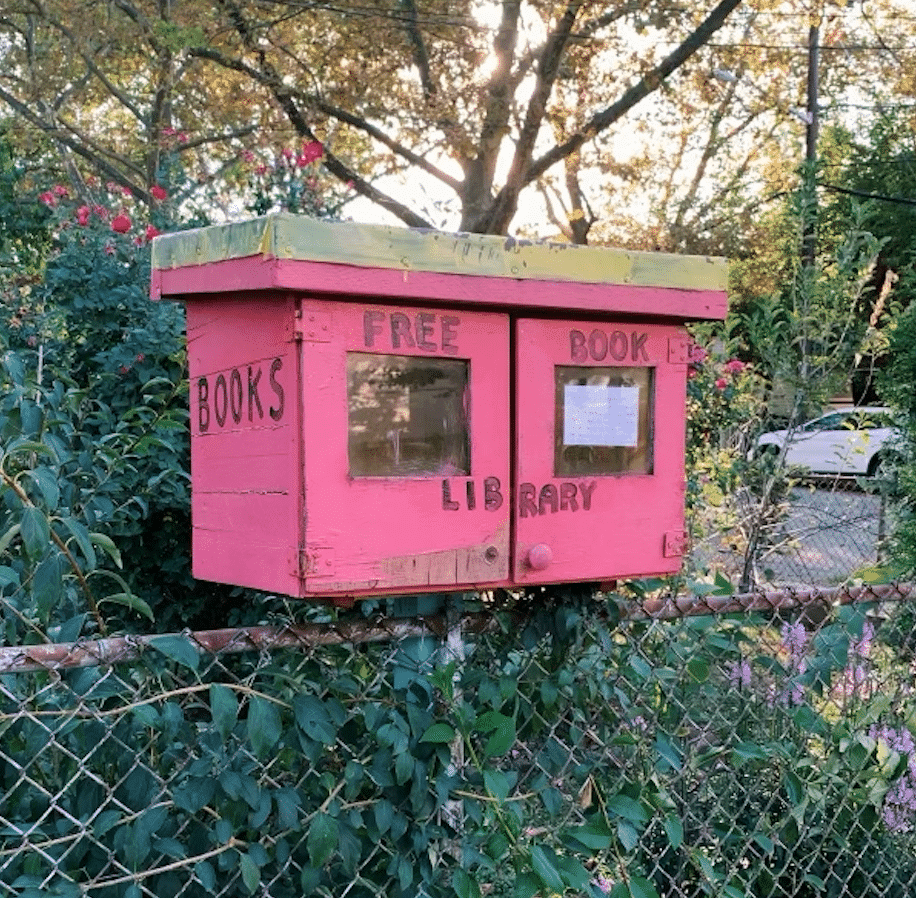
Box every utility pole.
[802,20,820,267]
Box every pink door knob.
[527,543,553,571]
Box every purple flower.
[781,621,809,660]
[593,874,615,895]
[869,725,916,832]
[882,773,916,833]
[727,658,752,690]
[851,622,875,659]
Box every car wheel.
[867,451,898,479]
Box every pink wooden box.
[151,214,727,605]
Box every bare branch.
[41,16,146,123]
[520,0,745,197]
[479,0,584,233]
[0,84,147,198]
[400,0,435,101]
[461,0,522,225]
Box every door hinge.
[294,308,331,342]
[668,336,690,364]
[664,531,688,558]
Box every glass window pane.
[554,366,653,476]
[347,352,470,477]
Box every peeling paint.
[152,212,728,291]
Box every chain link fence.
[691,475,894,590]
[2,579,916,897]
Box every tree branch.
[516,0,745,207]
[0,85,150,198]
[42,17,146,123]
[307,96,462,193]
[204,0,434,229]
[461,0,522,227]
[400,0,436,101]
[479,0,584,233]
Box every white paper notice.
[564,384,640,447]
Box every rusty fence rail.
[2,582,916,897]
[2,581,915,675]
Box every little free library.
[151,214,727,605]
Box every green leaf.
[484,768,513,804]
[247,695,282,758]
[628,876,661,898]
[617,821,639,852]
[753,833,774,854]
[294,694,337,744]
[554,854,590,890]
[628,654,652,680]
[374,799,394,836]
[663,815,684,850]
[149,634,200,670]
[530,845,565,893]
[55,613,87,642]
[173,777,215,814]
[512,871,540,898]
[307,812,338,866]
[32,554,64,621]
[476,711,515,758]
[94,810,122,836]
[0,524,21,558]
[453,868,481,898]
[20,506,50,557]
[58,516,95,569]
[565,822,613,851]
[275,789,301,830]
[210,683,239,739]
[101,592,154,621]
[300,867,321,893]
[28,467,59,510]
[239,851,260,894]
[90,531,123,568]
[687,656,709,683]
[731,741,769,763]
[607,794,648,825]
[654,736,682,771]
[394,750,413,785]
[195,861,217,892]
[132,704,160,728]
[153,836,187,859]
[420,722,455,743]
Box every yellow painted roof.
[152,213,727,292]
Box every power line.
[821,182,916,206]
[709,41,916,51]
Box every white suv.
[756,406,900,476]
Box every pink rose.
[75,205,91,226]
[111,213,132,233]
[715,377,728,390]
[298,140,324,166]
[150,185,168,201]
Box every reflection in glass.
[555,366,653,476]
[347,353,470,477]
